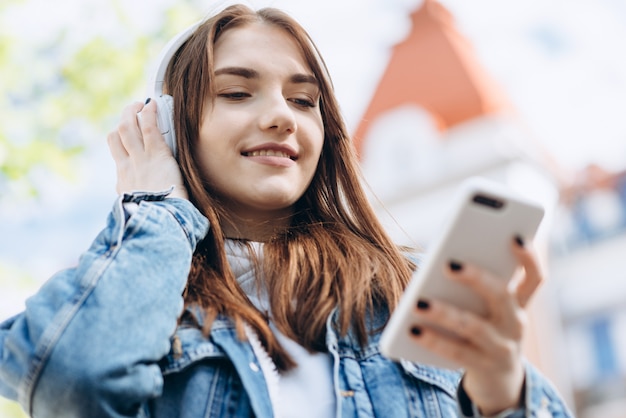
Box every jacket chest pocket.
[399,360,463,418]
[336,344,461,418]
[150,326,254,418]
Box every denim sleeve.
[457,361,575,417]
[0,192,209,417]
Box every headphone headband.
[147,21,201,97]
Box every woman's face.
[197,22,324,233]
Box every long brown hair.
[165,4,414,370]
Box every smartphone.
[379,177,545,368]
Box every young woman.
[0,4,573,417]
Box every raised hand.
[107,100,188,200]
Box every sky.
[2,0,626,316]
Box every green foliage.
[0,259,35,286]
[0,0,25,11]
[59,35,150,124]
[0,134,82,196]
[0,398,27,418]
[0,0,202,200]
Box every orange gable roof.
[353,0,511,157]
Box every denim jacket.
[0,193,574,418]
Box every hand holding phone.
[379,177,545,368]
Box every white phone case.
[379,177,545,368]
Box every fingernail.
[449,260,463,271]
[417,299,430,310]
[145,97,152,104]
[514,235,525,247]
[410,326,422,336]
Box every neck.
[221,207,293,242]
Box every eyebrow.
[214,66,259,79]
[214,66,318,86]
[290,73,319,87]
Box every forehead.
[213,22,311,72]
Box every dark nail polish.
[514,235,525,247]
[145,97,152,104]
[449,261,463,271]
[417,299,430,310]
[410,326,422,336]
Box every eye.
[219,92,251,100]
[290,97,316,108]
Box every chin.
[251,196,299,212]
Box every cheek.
[303,140,324,187]
[197,145,223,179]
[310,142,323,172]
[195,135,222,182]
[306,115,325,157]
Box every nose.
[259,93,297,134]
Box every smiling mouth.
[242,150,297,160]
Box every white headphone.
[145,21,201,157]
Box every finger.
[106,131,131,195]
[138,99,170,154]
[414,298,502,353]
[118,102,145,154]
[511,238,544,308]
[445,262,513,319]
[106,131,128,160]
[408,319,489,370]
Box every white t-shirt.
[226,240,336,418]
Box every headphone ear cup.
[153,94,177,157]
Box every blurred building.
[550,167,626,417]
[351,0,621,414]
